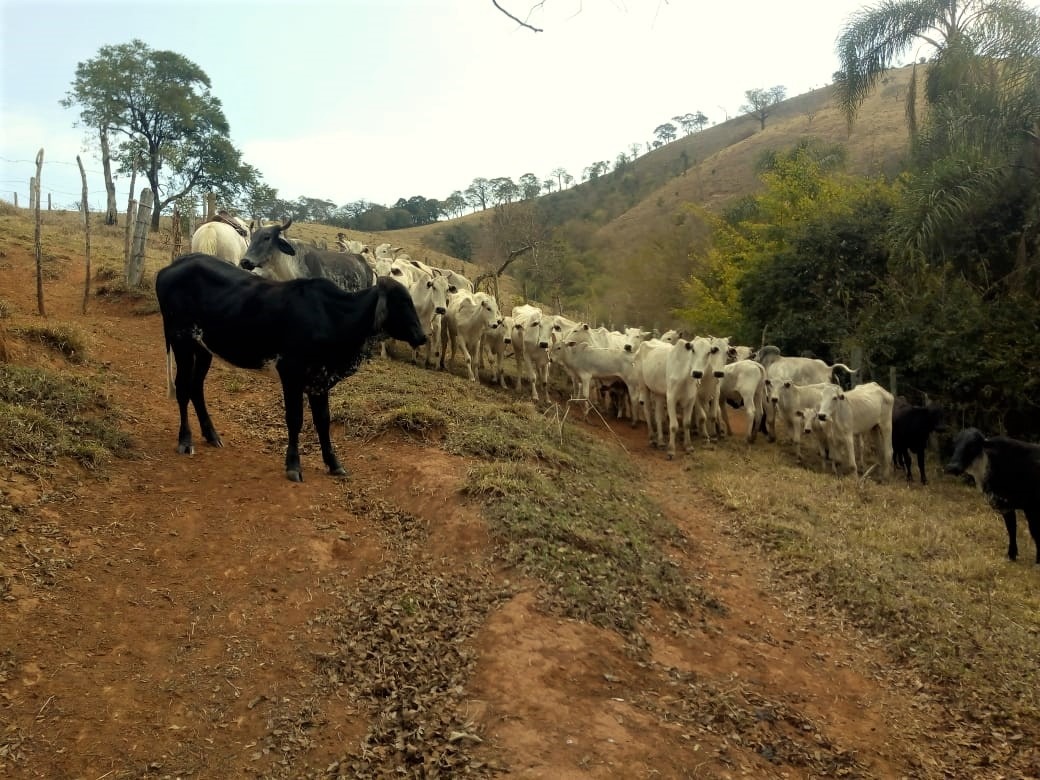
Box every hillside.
[385,66,917,325]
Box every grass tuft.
[16,322,88,363]
[0,363,132,473]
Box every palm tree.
[835,0,1037,131]
[839,1,1040,277]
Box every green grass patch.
[688,442,1040,772]
[16,322,88,363]
[0,363,132,474]
[331,357,721,636]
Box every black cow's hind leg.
[309,391,347,477]
[915,448,927,485]
[190,349,223,448]
[172,343,197,455]
[1024,509,1040,565]
[1002,510,1019,561]
[282,380,306,482]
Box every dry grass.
[688,438,1040,772]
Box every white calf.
[716,359,766,443]
[443,291,502,380]
[511,304,554,401]
[816,382,894,478]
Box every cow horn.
[280,217,293,233]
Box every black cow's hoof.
[177,443,194,455]
[329,466,348,477]
[286,469,303,483]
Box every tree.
[834,0,1038,129]
[465,177,493,211]
[673,113,697,135]
[551,167,569,191]
[653,123,677,145]
[692,111,709,132]
[443,191,468,218]
[490,177,520,205]
[836,1,1040,276]
[62,40,249,230]
[740,86,787,130]
[629,142,642,160]
[519,173,541,200]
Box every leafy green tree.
[692,111,709,132]
[62,39,250,230]
[740,86,786,130]
[490,177,519,205]
[465,177,492,210]
[836,1,1040,282]
[653,123,677,144]
[551,167,569,190]
[443,191,468,217]
[834,0,1038,129]
[519,173,541,200]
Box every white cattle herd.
[187,217,900,481]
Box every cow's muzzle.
[692,370,703,379]
[239,258,257,271]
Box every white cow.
[816,382,894,478]
[482,314,514,389]
[190,214,249,264]
[772,380,833,458]
[442,291,502,381]
[511,304,554,401]
[547,340,637,413]
[716,359,766,443]
[689,336,729,442]
[632,339,701,458]
[759,347,857,441]
[408,274,454,368]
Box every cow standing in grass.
[156,253,426,482]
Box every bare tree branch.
[492,0,544,32]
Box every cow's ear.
[277,237,296,255]
[727,346,737,358]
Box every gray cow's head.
[240,218,295,272]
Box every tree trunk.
[147,165,162,231]
[125,158,138,264]
[99,126,118,225]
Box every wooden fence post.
[124,157,138,264]
[12,193,17,208]
[47,193,52,211]
[127,188,153,288]
[170,206,182,261]
[29,177,35,210]
[33,149,45,316]
[77,155,92,314]
[205,192,216,221]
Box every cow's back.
[301,250,376,292]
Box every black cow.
[156,253,426,482]
[240,218,376,291]
[892,398,945,484]
[945,427,1040,563]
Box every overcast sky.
[3,0,897,212]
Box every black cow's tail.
[166,343,176,399]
